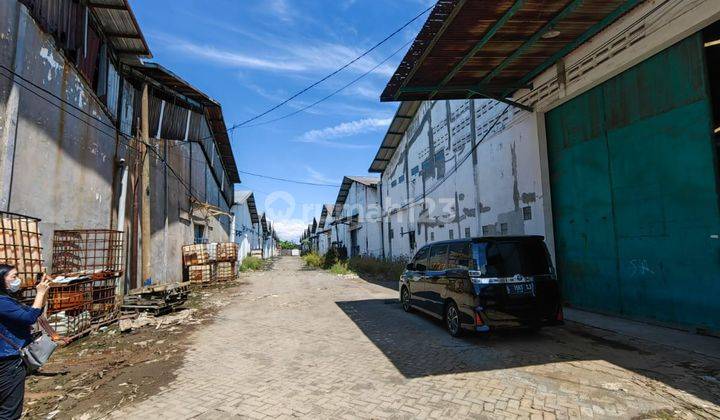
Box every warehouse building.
[231,190,261,263]
[374,0,720,333]
[331,176,382,258]
[0,0,239,290]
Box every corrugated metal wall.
[546,33,720,331]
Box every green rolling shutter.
[546,34,720,331]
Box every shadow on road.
[336,298,720,407]
[352,272,398,292]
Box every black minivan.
[399,236,563,336]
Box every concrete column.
[534,111,556,264]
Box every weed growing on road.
[347,256,407,281]
[329,261,353,275]
[302,252,324,269]
[239,256,264,271]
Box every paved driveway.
[116,257,720,419]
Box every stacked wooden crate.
[182,244,215,284]
[182,242,238,284]
[215,243,237,282]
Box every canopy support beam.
[481,0,586,85]
[430,0,526,98]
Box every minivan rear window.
[473,240,550,277]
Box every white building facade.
[231,191,260,263]
[332,176,383,258]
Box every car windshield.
[473,239,550,277]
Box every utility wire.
[0,66,141,153]
[396,103,514,212]
[242,38,414,128]
[0,63,343,195]
[212,4,433,135]
[238,170,340,187]
[0,65,208,203]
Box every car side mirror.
[406,263,415,271]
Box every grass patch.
[329,261,353,275]
[302,252,324,269]
[239,256,264,271]
[347,256,407,281]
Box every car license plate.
[507,282,534,296]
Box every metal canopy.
[87,0,151,57]
[368,101,421,173]
[129,63,241,184]
[381,0,642,102]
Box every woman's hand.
[35,274,52,296]
[31,274,52,309]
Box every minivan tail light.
[556,306,564,321]
[475,311,485,326]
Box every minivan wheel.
[400,287,412,312]
[445,302,463,337]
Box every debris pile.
[121,282,190,315]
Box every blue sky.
[132,0,432,241]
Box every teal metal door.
[546,34,720,331]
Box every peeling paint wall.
[0,2,124,268]
[380,0,720,263]
[381,98,546,260]
[0,2,234,287]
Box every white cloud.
[298,117,391,143]
[268,0,292,22]
[153,32,396,77]
[272,219,309,241]
[305,166,339,184]
[166,38,306,71]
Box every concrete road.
[115,256,720,419]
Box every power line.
[213,4,433,135]
[242,38,414,128]
[396,103,514,212]
[0,62,342,201]
[0,66,141,153]
[238,170,341,187]
[0,65,209,204]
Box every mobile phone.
[36,272,43,283]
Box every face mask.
[7,279,21,293]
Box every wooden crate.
[216,261,236,282]
[216,243,238,262]
[182,244,210,266]
[188,264,214,284]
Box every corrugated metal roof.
[261,213,268,234]
[368,101,421,173]
[381,0,640,102]
[129,62,241,184]
[333,176,380,217]
[346,176,380,187]
[318,203,334,228]
[88,0,151,58]
[234,190,259,224]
